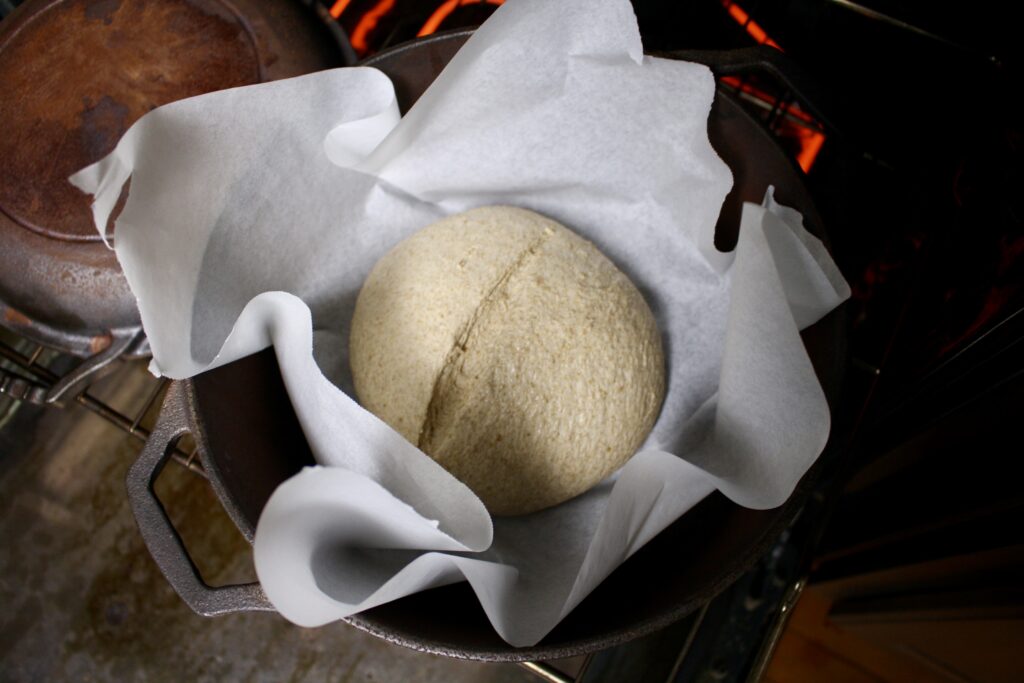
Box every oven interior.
[1,0,1021,681]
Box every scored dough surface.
[350,206,665,515]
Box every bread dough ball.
[350,206,664,515]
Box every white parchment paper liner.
[71,0,850,647]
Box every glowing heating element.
[718,2,828,171]
[418,0,505,37]
[349,0,396,54]
[721,0,781,49]
[794,129,826,173]
[720,75,826,173]
[329,0,350,19]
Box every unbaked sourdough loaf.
[350,206,665,515]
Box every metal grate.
[0,333,204,476]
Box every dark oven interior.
[1,0,1021,681]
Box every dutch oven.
[127,30,846,661]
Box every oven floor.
[0,360,542,682]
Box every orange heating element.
[721,0,781,49]
[418,0,505,37]
[720,0,825,172]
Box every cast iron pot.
[127,30,846,661]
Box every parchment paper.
[71,0,850,647]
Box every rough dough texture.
[350,206,665,515]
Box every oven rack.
[0,336,204,476]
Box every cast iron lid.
[0,0,347,356]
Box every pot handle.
[45,329,142,404]
[126,381,274,616]
[655,45,837,135]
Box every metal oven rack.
[0,334,203,476]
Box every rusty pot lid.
[0,0,348,356]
